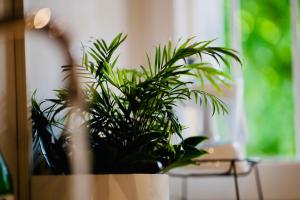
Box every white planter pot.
[31,174,169,200]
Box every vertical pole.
[13,5,31,200]
[291,0,300,158]
[232,161,240,200]
[12,1,30,199]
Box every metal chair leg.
[232,161,240,200]
[254,165,264,200]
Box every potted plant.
[31,33,240,200]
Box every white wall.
[24,0,176,99]
[24,0,226,97]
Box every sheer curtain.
[173,0,247,155]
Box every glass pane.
[241,0,295,156]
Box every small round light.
[33,8,51,29]
[208,147,214,154]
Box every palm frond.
[32,34,241,174]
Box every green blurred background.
[240,0,295,156]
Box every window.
[176,0,300,158]
[241,0,296,157]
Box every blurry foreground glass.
[0,8,91,200]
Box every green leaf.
[181,136,207,147]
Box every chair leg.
[232,161,240,200]
[254,165,264,200]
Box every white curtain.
[173,0,247,152]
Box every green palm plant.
[32,33,241,174]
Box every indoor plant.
[31,33,240,199]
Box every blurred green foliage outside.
[240,0,295,156]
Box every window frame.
[291,0,300,157]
